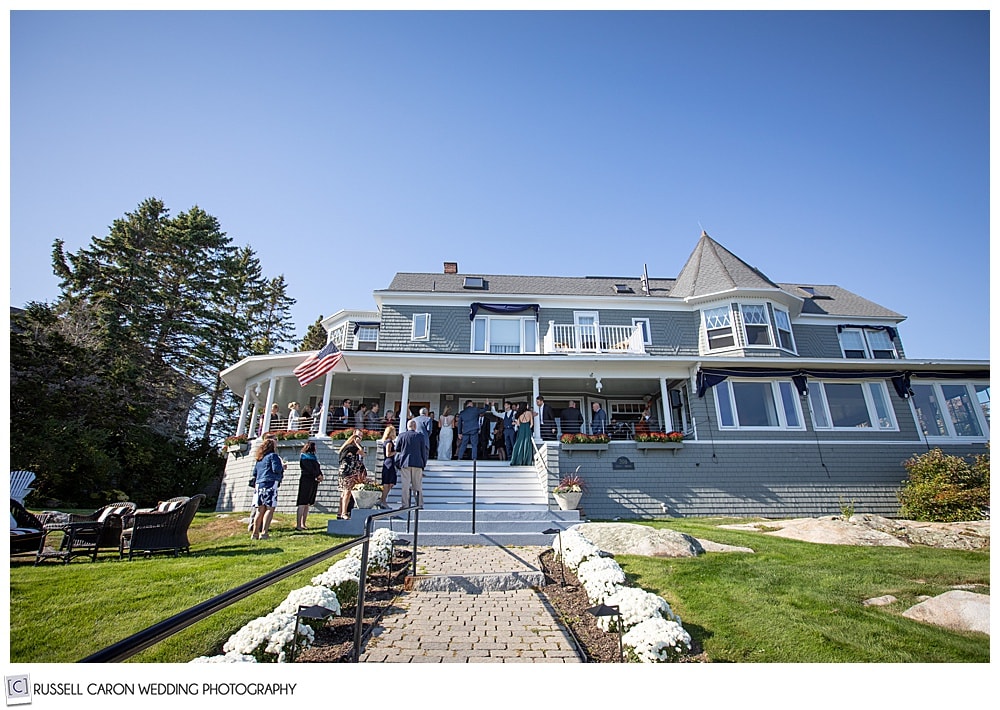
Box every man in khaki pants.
[394,419,429,509]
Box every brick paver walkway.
[360,545,583,663]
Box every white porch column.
[262,376,277,433]
[248,402,260,438]
[317,372,333,436]
[236,385,252,436]
[532,375,541,441]
[659,377,671,433]
[400,374,412,423]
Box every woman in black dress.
[296,441,324,530]
[337,430,366,519]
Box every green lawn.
[616,518,989,663]
[8,513,990,663]
[8,510,353,663]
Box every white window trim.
[356,326,379,350]
[808,380,899,432]
[701,304,738,353]
[471,315,539,354]
[738,303,775,349]
[773,307,797,354]
[713,379,805,431]
[909,381,990,441]
[838,327,897,359]
[631,317,652,346]
[411,313,431,341]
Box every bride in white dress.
[437,407,455,460]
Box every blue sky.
[8,9,990,360]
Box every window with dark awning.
[469,303,540,321]
[352,321,381,334]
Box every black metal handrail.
[81,506,420,663]
[471,458,477,533]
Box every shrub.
[898,447,990,522]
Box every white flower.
[312,557,362,608]
[576,556,626,604]
[621,617,692,663]
[223,610,314,663]
[274,585,342,617]
[556,527,603,570]
[189,651,257,663]
[347,527,397,572]
[597,587,681,632]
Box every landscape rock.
[862,595,898,607]
[744,517,909,547]
[694,538,755,554]
[901,590,990,635]
[575,523,703,558]
[850,515,990,551]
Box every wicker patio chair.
[10,498,45,556]
[119,494,205,561]
[66,502,138,550]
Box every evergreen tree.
[299,315,328,351]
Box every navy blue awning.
[695,367,988,400]
[352,321,381,334]
[469,303,540,321]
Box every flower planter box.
[635,442,684,451]
[227,443,249,453]
[351,489,382,509]
[553,491,583,510]
[561,443,609,454]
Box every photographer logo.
[5,676,31,706]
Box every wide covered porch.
[220,351,696,443]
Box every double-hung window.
[411,313,430,341]
[703,306,735,350]
[715,380,803,429]
[838,328,897,359]
[355,326,379,351]
[910,382,990,439]
[740,304,773,346]
[807,380,897,430]
[472,316,538,354]
[773,308,796,352]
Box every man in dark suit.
[591,402,608,435]
[395,419,429,509]
[560,400,583,435]
[337,399,353,430]
[455,400,501,460]
[501,401,517,461]
[536,396,557,440]
[478,410,500,459]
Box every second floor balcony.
[543,322,646,355]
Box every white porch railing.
[542,322,646,355]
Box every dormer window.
[838,327,897,359]
[463,276,486,289]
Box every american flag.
[293,341,344,387]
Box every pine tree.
[299,315,328,351]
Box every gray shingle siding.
[379,305,470,352]
[539,308,700,355]
[790,324,844,358]
[553,441,987,519]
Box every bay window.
[740,304,773,346]
[703,306,735,350]
[774,308,796,352]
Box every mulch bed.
[297,547,707,663]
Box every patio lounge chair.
[10,471,36,505]
[10,498,45,556]
[119,494,205,560]
[66,502,138,550]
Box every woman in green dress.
[509,403,536,466]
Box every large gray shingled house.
[216,232,989,520]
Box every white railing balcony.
[542,322,647,355]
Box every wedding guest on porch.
[501,401,517,461]
[366,402,382,429]
[437,407,455,460]
[382,409,397,430]
[490,421,507,460]
[377,425,397,509]
[251,438,285,540]
[269,403,282,430]
[509,403,536,466]
[455,400,501,461]
[413,407,433,450]
[536,396,558,440]
[295,441,324,531]
[428,411,440,460]
[395,419,429,509]
[337,430,366,520]
[560,400,583,435]
[635,407,653,437]
[591,402,608,435]
[287,402,301,430]
[336,399,353,430]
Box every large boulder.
[574,523,721,558]
[722,517,910,547]
[851,516,990,551]
[902,590,990,635]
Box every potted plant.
[225,435,249,453]
[553,472,586,511]
[560,432,610,453]
[635,430,685,450]
[346,471,382,509]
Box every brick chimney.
[443,262,458,274]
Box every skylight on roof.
[614,284,633,294]
[463,276,486,289]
